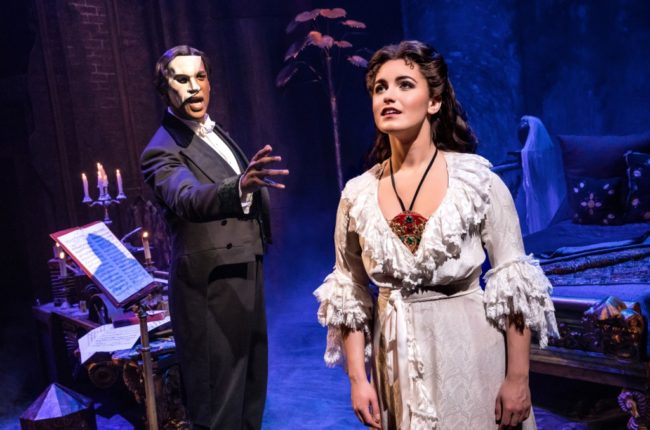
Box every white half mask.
[166,55,210,121]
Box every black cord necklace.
[387,147,439,253]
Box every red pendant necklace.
[387,148,439,254]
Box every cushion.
[557,133,650,224]
[557,132,650,179]
[624,151,650,222]
[567,176,624,225]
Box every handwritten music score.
[51,221,155,307]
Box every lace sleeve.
[314,196,373,367]
[481,172,558,347]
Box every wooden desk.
[32,302,188,428]
[32,302,98,385]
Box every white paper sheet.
[78,316,170,364]
[55,222,154,304]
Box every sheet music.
[78,316,170,364]
[55,222,153,304]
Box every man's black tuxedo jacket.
[142,112,271,258]
[140,112,270,425]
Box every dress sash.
[375,282,481,429]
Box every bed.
[495,116,650,429]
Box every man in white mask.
[141,45,288,430]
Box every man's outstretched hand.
[240,145,289,195]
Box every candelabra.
[82,163,126,225]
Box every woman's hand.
[495,374,531,428]
[342,328,380,428]
[350,378,381,429]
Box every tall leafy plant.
[276,8,368,191]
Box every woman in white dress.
[314,41,558,429]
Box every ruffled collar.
[344,152,493,288]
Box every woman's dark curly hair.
[365,40,477,164]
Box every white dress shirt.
[168,108,253,213]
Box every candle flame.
[143,231,149,239]
[82,173,87,179]
[59,251,65,259]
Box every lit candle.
[53,242,60,259]
[81,173,91,202]
[96,163,104,198]
[142,231,152,262]
[116,169,125,197]
[58,251,67,278]
[99,163,108,188]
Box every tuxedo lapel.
[213,123,248,169]
[162,112,237,182]
[213,123,273,243]
[211,123,273,244]
[161,112,272,243]
[184,136,238,182]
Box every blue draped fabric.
[521,116,567,234]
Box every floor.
[261,293,627,429]
[2,275,629,429]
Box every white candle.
[96,163,103,198]
[142,231,152,261]
[58,251,67,278]
[81,173,91,201]
[99,163,108,188]
[53,243,60,259]
[116,169,124,195]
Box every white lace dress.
[314,152,558,429]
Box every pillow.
[624,151,650,222]
[557,133,650,224]
[557,132,650,179]
[567,176,624,225]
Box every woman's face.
[371,59,440,137]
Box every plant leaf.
[284,37,309,60]
[341,19,367,29]
[347,55,368,68]
[295,9,320,22]
[334,40,353,49]
[319,35,334,49]
[320,8,346,19]
[307,30,323,45]
[276,62,300,88]
[286,19,300,34]
[308,31,334,49]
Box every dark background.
[1,0,649,424]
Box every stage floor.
[1,279,628,429]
